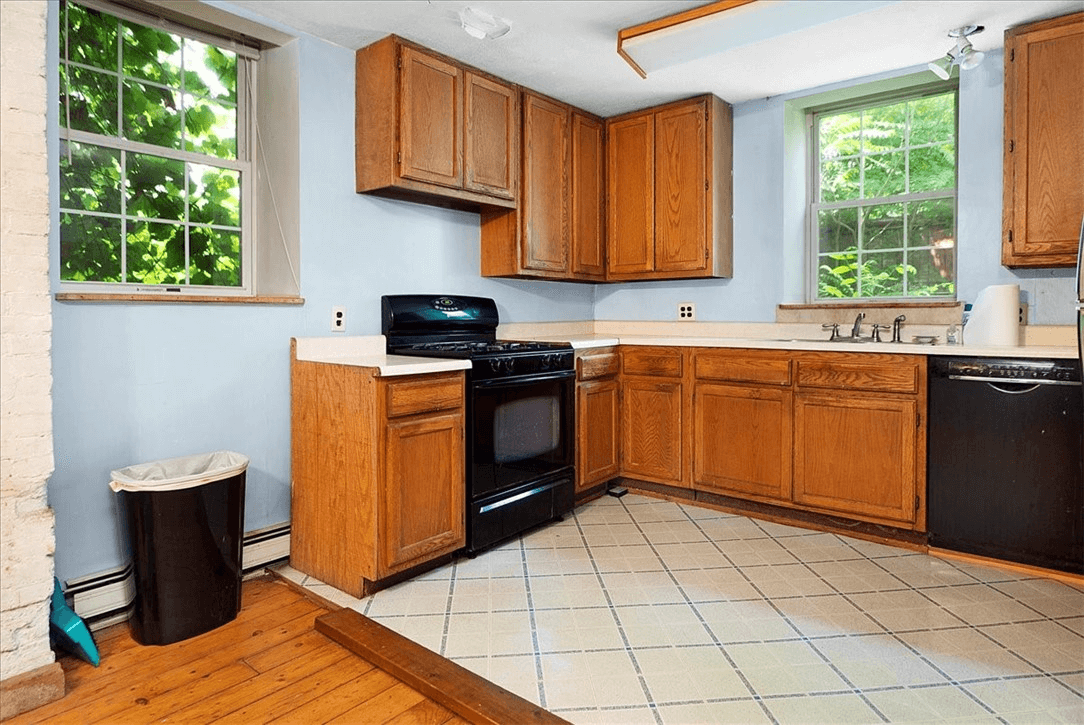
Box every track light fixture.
[929,25,985,80]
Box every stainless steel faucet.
[891,314,906,343]
[850,312,865,338]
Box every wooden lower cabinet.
[620,347,689,487]
[577,379,619,491]
[290,350,465,597]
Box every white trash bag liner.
[110,450,249,493]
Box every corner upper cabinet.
[356,36,518,210]
[606,94,733,281]
[1002,12,1084,268]
[480,92,606,281]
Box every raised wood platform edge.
[315,608,571,725]
[0,661,65,719]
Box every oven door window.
[471,374,573,498]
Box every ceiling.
[229,0,1082,116]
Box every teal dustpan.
[50,578,100,666]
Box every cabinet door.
[694,383,792,501]
[655,100,707,272]
[621,378,683,485]
[607,113,654,275]
[572,113,606,278]
[793,392,918,525]
[1003,13,1084,268]
[521,94,570,272]
[381,411,465,573]
[464,72,517,199]
[577,379,619,490]
[399,47,462,189]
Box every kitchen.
[1,0,1081,721]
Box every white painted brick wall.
[0,0,58,682]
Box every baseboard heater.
[64,523,291,631]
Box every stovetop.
[401,340,572,356]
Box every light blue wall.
[46,17,592,583]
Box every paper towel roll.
[964,284,1020,346]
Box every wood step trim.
[315,608,570,725]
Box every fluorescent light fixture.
[459,7,510,40]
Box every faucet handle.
[870,323,891,343]
[821,322,841,340]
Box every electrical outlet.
[331,306,346,332]
[678,303,695,321]
[1018,303,1028,325]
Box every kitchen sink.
[767,337,938,345]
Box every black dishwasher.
[927,356,1083,573]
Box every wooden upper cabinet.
[571,113,606,278]
[521,94,570,272]
[606,95,732,281]
[1002,12,1084,268]
[356,36,517,211]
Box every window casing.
[58,0,256,295]
[809,84,958,302]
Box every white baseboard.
[64,523,290,630]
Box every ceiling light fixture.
[928,25,985,80]
[458,7,510,40]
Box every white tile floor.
[277,493,1084,724]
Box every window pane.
[909,145,955,192]
[189,228,241,286]
[863,150,905,198]
[818,252,858,299]
[121,22,181,87]
[60,141,121,214]
[185,39,237,104]
[60,213,122,282]
[859,251,905,297]
[123,81,182,148]
[819,113,861,159]
[127,221,186,284]
[863,101,906,152]
[818,207,858,253]
[64,2,117,72]
[183,95,236,159]
[127,153,185,221]
[60,65,118,136]
[908,198,955,248]
[862,203,904,250]
[910,94,955,146]
[908,247,955,296]
[189,165,240,227]
[820,158,860,202]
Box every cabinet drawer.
[797,360,918,394]
[623,348,683,378]
[695,351,791,385]
[578,352,620,380]
[385,375,463,417]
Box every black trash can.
[110,451,248,645]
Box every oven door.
[470,370,574,499]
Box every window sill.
[55,292,304,305]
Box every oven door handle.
[472,370,575,389]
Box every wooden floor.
[4,577,471,724]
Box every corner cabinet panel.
[607,112,655,276]
[577,378,619,491]
[521,94,571,272]
[1003,12,1084,268]
[465,72,518,199]
[399,47,462,189]
[571,113,606,279]
[793,392,918,526]
[381,411,465,573]
[655,100,707,273]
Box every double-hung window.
[811,85,958,301]
[58,0,255,293]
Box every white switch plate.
[678,303,695,321]
[331,306,346,332]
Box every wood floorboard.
[3,576,552,725]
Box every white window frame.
[806,82,959,303]
[58,0,258,296]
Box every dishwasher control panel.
[931,356,1081,383]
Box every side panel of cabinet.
[577,379,619,491]
[793,392,917,525]
[381,411,465,573]
[607,113,655,276]
[694,383,792,502]
[464,72,518,199]
[571,113,606,278]
[654,100,707,272]
[521,94,570,272]
[621,378,684,485]
[399,47,462,189]
[1003,14,1084,267]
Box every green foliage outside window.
[815,91,957,300]
[59,1,243,287]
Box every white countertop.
[292,335,472,377]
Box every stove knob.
[540,354,551,370]
[489,359,500,373]
[506,358,516,374]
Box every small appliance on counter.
[962,283,1020,346]
[382,295,575,554]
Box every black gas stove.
[381,295,575,554]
